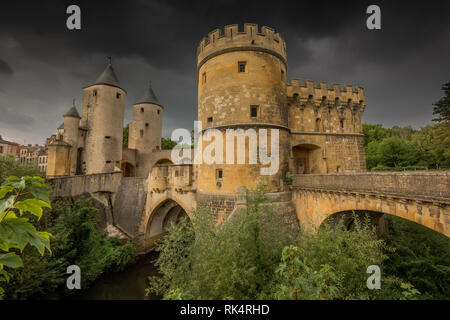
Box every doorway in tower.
[121,161,136,177]
[76,148,83,175]
[292,144,320,174]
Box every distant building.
[0,135,19,157]
[16,144,47,173]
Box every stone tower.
[128,83,163,177]
[196,24,290,194]
[81,61,126,174]
[62,103,81,175]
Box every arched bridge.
[50,170,450,253]
[290,171,450,237]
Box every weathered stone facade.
[46,24,449,253]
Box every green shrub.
[147,182,293,299]
[3,198,138,299]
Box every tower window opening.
[105,136,111,139]
[315,118,321,132]
[216,169,223,180]
[141,107,144,113]
[145,123,149,127]
[140,129,144,138]
[93,90,97,96]
[202,72,206,84]
[281,69,285,81]
[340,119,344,129]
[116,92,121,99]
[106,160,111,164]
[238,61,247,73]
[250,105,259,118]
[157,109,160,115]
[207,117,213,127]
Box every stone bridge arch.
[139,197,192,252]
[292,186,449,238]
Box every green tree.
[0,155,42,184]
[3,198,137,299]
[161,137,177,150]
[432,82,450,124]
[123,124,129,148]
[147,182,293,299]
[377,136,417,167]
[362,124,391,147]
[0,176,52,299]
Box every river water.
[74,251,161,300]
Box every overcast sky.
[0,0,449,145]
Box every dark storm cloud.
[0,0,449,144]
[0,105,34,129]
[0,59,13,76]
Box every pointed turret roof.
[64,100,81,118]
[135,82,162,107]
[94,57,121,88]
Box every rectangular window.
[116,92,121,99]
[250,105,258,118]
[207,117,213,127]
[281,69,285,81]
[105,136,111,139]
[106,160,112,164]
[157,110,160,114]
[93,90,97,96]
[340,119,344,129]
[216,169,223,179]
[140,129,144,138]
[238,61,246,73]
[202,72,206,84]
[0,146,3,153]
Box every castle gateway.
[47,24,449,252]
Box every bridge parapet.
[50,172,122,198]
[150,164,194,193]
[292,171,450,201]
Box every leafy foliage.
[0,176,52,299]
[383,215,450,299]
[432,82,450,124]
[123,124,129,148]
[147,184,430,300]
[147,182,293,299]
[161,137,177,150]
[0,155,42,184]
[272,215,418,300]
[3,198,138,299]
[363,123,449,170]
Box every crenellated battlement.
[197,23,287,68]
[287,78,366,109]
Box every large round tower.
[81,61,126,174]
[196,24,290,194]
[128,83,163,177]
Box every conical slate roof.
[94,62,121,88]
[57,122,64,129]
[64,106,81,118]
[135,83,161,106]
